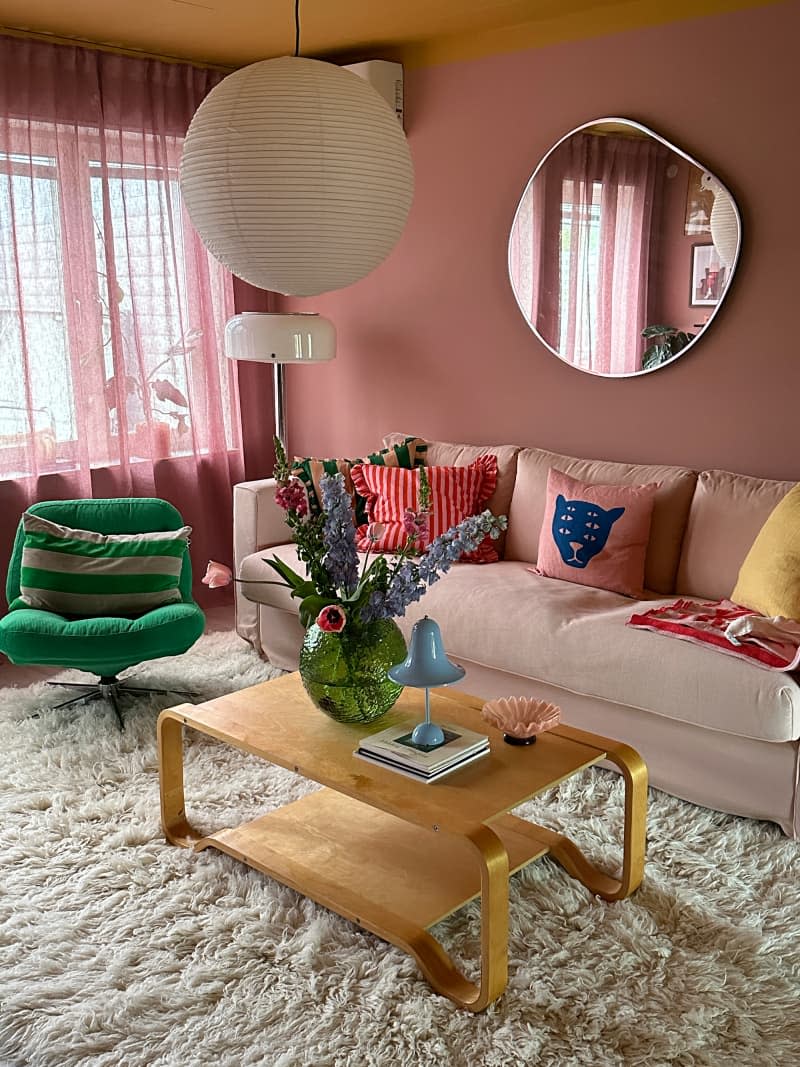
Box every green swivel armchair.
[0,498,205,728]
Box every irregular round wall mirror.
[508,118,742,377]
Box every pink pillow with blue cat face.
[533,469,657,596]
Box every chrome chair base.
[46,675,195,730]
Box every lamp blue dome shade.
[388,617,465,688]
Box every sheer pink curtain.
[0,36,244,601]
[532,132,667,374]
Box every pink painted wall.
[279,1,799,481]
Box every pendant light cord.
[294,0,301,57]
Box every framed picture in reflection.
[685,170,713,236]
[690,243,726,307]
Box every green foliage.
[272,434,291,483]
[641,325,696,371]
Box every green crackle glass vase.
[299,617,407,724]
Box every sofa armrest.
[233,478,288,651]
[233,478,288,561]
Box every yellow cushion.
[732,485,800,618]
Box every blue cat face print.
[551,493,624,568]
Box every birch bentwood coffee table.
[157,672,647,1012]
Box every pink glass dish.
[481,696,562,745]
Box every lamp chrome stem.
[273,361,287,453]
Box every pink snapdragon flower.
[275,477,309,516]
[316,605,347,633]
[403,508,429,541]
[367,522,386,541]
[202,560,233,588]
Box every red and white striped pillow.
[351,455,499,563]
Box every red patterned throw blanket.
[627,599,800,672]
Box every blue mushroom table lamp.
[388,616,465,747]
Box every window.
[559,177,639,369]
[559,178,602,368]
[0,121,237,479]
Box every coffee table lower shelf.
[190,785,641,1012]
[195,788,550,932]
[195,787,561,1012]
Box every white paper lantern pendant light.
[180,11,414,297]
[700,172,739,270]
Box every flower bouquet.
[207,438,507,723]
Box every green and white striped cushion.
[20,512,191,616]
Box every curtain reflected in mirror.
[508,119,742,377]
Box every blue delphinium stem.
[320,472,359,596]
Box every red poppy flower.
[316,605,346,633]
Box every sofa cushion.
[0,601,205,674]
[676,470,796,601]
[534,469,657,597]
[504,448,697,594]
[240,546,800,744]
[383,433,521,555]
[731,485,800,618]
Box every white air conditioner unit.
[344,60,404,128]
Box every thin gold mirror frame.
[508,117,743,378]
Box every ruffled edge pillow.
[533,468,657,597]
[351,455,499,563]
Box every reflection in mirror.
[508,118,742,377]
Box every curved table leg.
[403,824,509,1012]
[158,707,204,847]
[543,740,648,901]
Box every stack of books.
[355,722,490,783]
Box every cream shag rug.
[0,631,798,1067]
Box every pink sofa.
[233,436,800,838]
